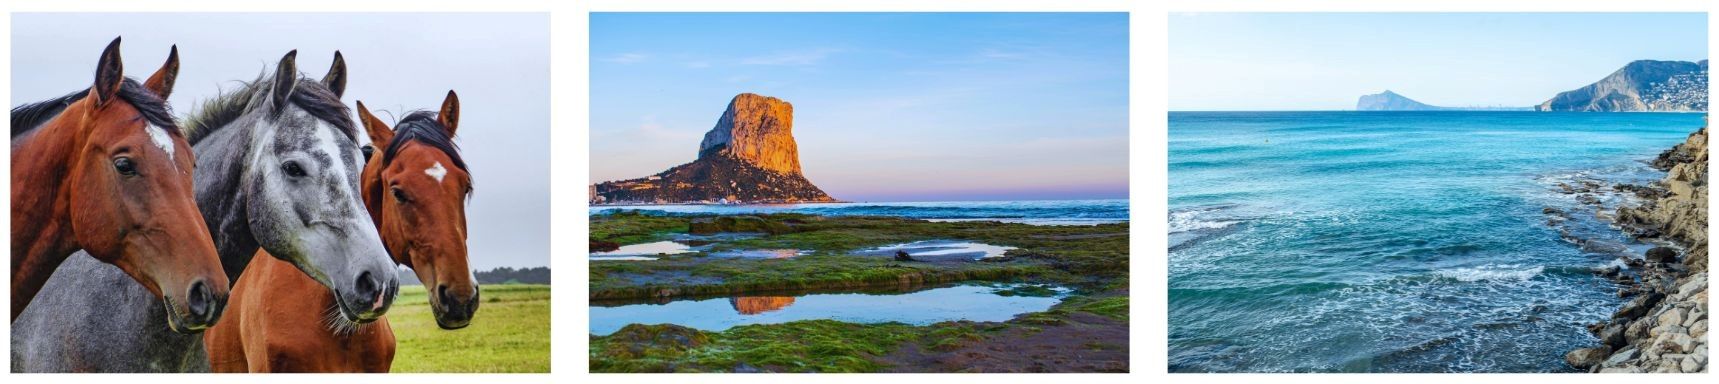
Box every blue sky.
[1171,13,1708,111]
[591,13,1129,202]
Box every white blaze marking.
[145,124,175,162]
[425,162,448,183]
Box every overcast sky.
[1171,13,1709,111]
[12,13,549,269]
[591,13,1129,202]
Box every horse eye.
[281,161,307,178]
[361,145,375,161]
[391,186,409,203]
[113,157,138,176]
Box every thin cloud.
[604,52,648,64]
[739,48,839,66]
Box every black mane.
[382,111,468,174]
[11,79,179,138]
[183,77,356,145]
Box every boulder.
[894,251,916,262]
[1657,307,1688,329]
[1604,347,1640,366]
[1647,247,1680,264]
[1567,346,1612,370]
[1597,324,1627,348]
[1614,293,1665,321]
[1626,317,1655,344]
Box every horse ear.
[270,50,299,111]
[355,100,394,148]
[144,45,180,99]
[90,37,125,107]
[438,90,460,137]
[322,51,347,98]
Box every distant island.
[592,93,837,205]
[1359,59,1708,112]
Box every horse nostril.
[187,280,212,321]
[355,271,380,307]
[437,284,453,306]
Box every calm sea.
[1169,111,1705,372]
[590,199,1129,226]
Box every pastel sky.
[591,13,1129,202]
[1171,13,1709,111]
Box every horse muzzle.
[434,284,480,330]
[165,279,227,333]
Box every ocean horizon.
[590,198,1130,226]
[1169,111,1704,372]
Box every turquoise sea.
[1168,111,1706,372]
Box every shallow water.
[590,199,1128,226]
[859,240,1018,260]
[705,249,809,259]
[590,241,695,261]
[589,283,1068,335]
[1168,111,1703,372]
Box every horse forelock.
[184,73,357,147]
[383,111,468,176]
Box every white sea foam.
[1433,265,1545,282]
[1169,207,1238,234]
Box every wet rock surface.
[1570,125,1709,373]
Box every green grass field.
[389,284,551,373]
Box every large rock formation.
[1538,60,1709,112]
[593,93,835,204]
[699,93,803,175]
[1577,122,1709,373]
[1356,90,1446,111]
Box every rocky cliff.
[1567,123,1708,373]
[700,93,803,175]
[592,93,835,204]
[1538,60,1709,112]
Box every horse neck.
[191,118,262,281]
[9,110,90,314]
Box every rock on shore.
[1575,124,1709,373]
[592,93,836,204]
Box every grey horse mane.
[182,72,357,145]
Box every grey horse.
[12,51,398,372]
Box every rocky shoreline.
[1565,124,1709,373]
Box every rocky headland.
[1538,60,1709,112]
[592,93,836,204]
[1564,123,1709,373]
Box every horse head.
[238,51,398,323]
[10,37,228,332]
[355,91,479,329]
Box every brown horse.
[207,91,476,372]
[10,37,228,330]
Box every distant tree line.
[396,266,551,286]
